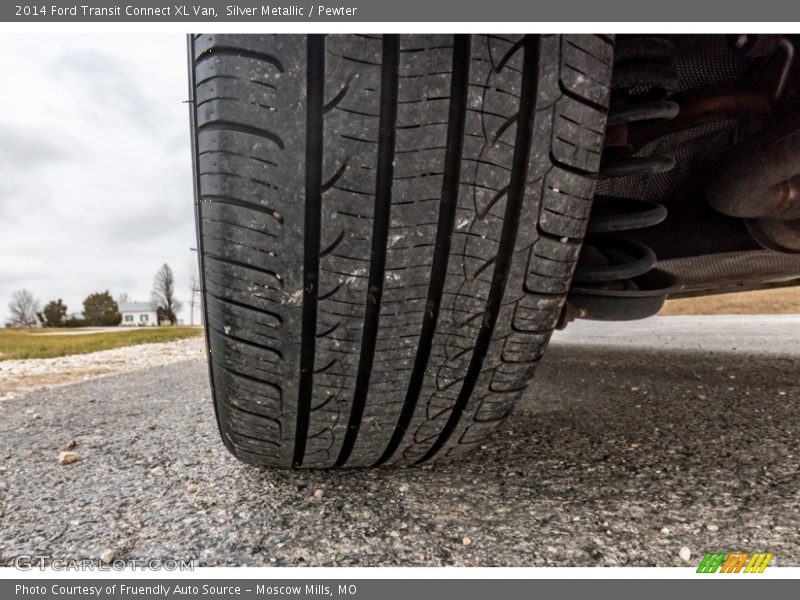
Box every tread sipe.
[188,34,613,467]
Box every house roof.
[119,301,158,313]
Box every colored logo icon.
[697,552,774,573]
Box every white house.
[119,301,159,327]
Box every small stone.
[462,537,472,547]
[150,466,165,476]
[398,484,409,493]
[100,549,114,565]
[706,524,719,532]
[58,452,79,465]
[187,483,198,494]
[679,547,691,562]
[65,440,77,450]
[661,527,670,535]
[389,531,400,538]
[313,488,325,498]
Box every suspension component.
[706,37,800,254]
[563,36,683,325]
[706,117,800,253]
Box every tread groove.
[196,46,285,73]
[293,35,325,467]
[204,253,284,288]
[205,291,283,324]
[323,77,352,113]
[203,195,283,222]
[197,121,285,151]
[375,34,472,466]
[416,35,540,464]
[321,158,350,193]
[334,35,401,467]
[320,230,346,257]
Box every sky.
[0,35,199,324]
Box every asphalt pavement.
[0,316,798,567]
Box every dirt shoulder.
[0,337,205,401]
[660,286,800,315]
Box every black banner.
[3,0,800,22]
[5,579,799,600]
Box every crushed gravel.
[0,337,205,401]
[0,317,797,566]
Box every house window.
[124,315,133,322]
[140,314,149,323]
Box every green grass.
[0,326,203,361]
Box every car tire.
[188,33,613,467]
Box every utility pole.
[189,247,202,326]
[189,274,201,326]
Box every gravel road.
[0,316,797,567]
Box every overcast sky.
[0,35,197,324]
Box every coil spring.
[573,36,680,291]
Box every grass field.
[0,327,203,361]
[1,287,797,361]
[660,286,800,315]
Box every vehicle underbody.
[562,34,800,324]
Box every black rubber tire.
[188,34,613,468]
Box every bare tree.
[117,292,130,305]
[7,289,40,328]
[152,263,182,325]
